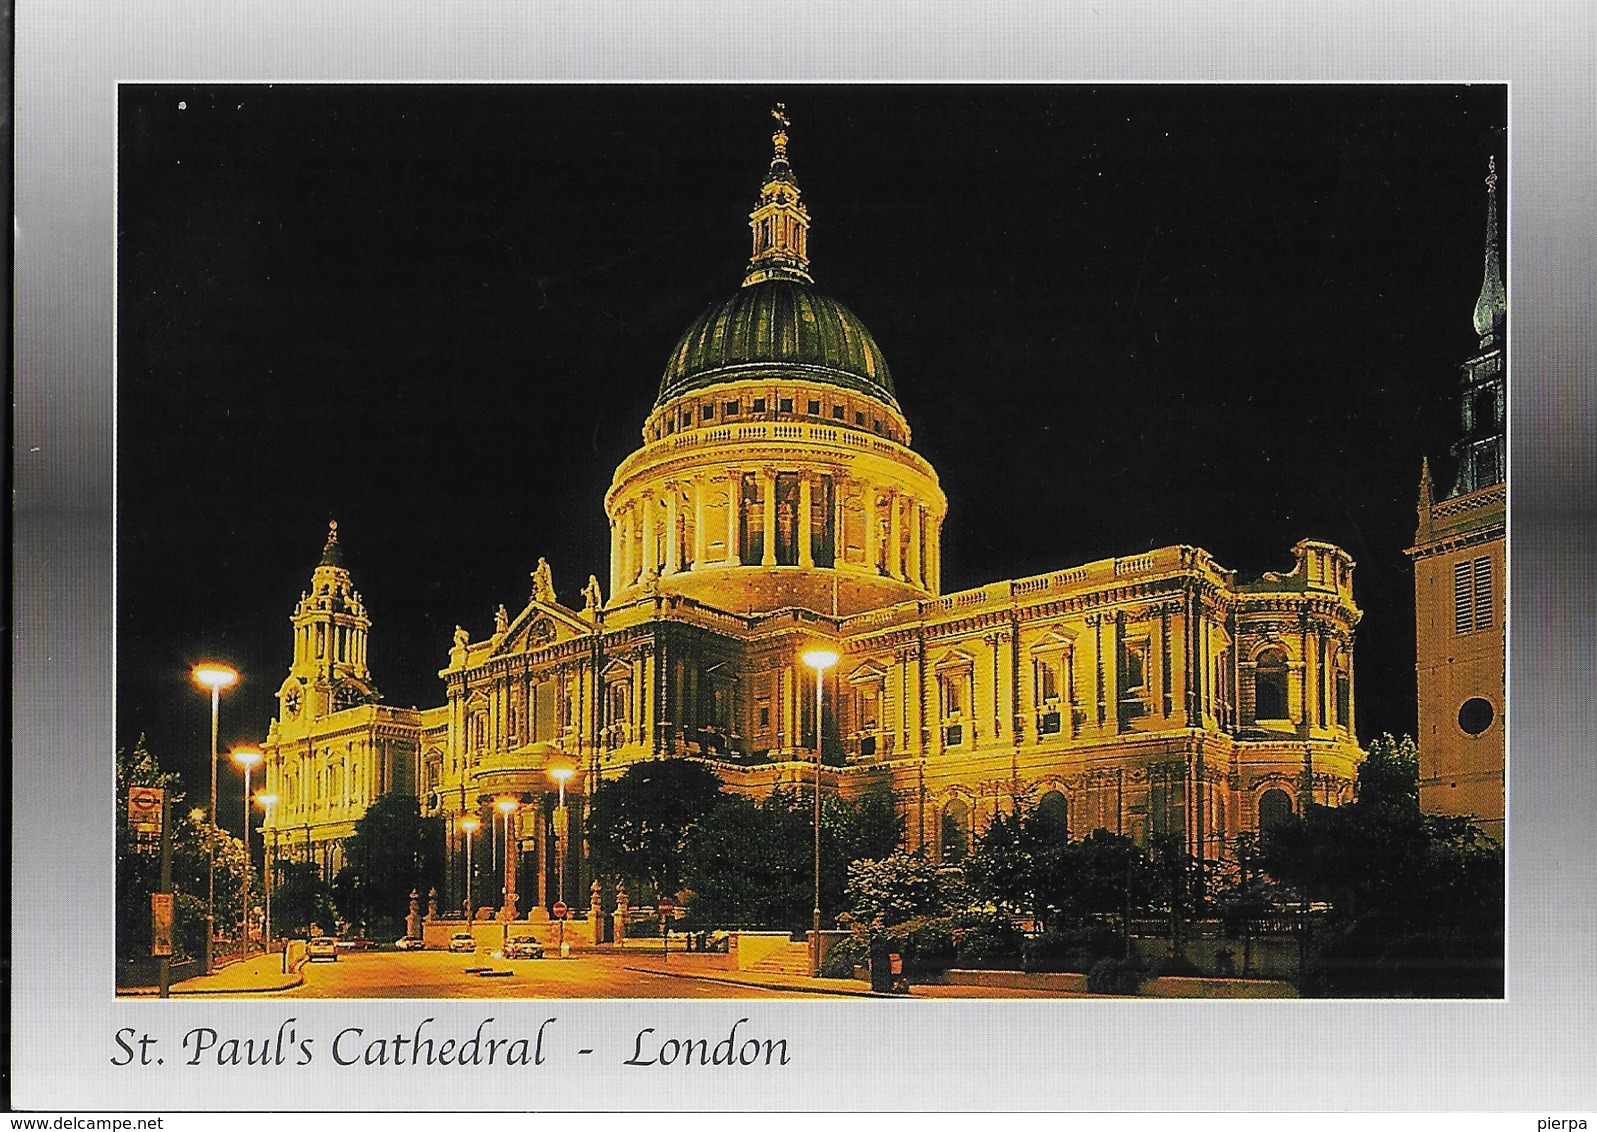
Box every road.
[278,949,833,999]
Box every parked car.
[306,937,339,962]
[395,936,426,951]
[503,936,545,959]
[336,937,376,951]
[448,932,476,953]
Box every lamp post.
[800,646,839,978]
[545,750,578,957]
[496,797,519,919]
[459,816,480,922]
[254,792,277,948]
[193,663,238,975]
[231,746,263,950]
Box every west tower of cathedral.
[1407,159,1507,841]
[259,110,1368,917]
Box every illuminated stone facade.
[259,111,1366,916]
[1408,160,1507,840]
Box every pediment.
[494,599,591,656]
[1029,627,1078,653]
[933,647,976,672]
[846,658,890,684]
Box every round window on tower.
[1458,697,1495,736]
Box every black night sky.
[116,84,1506,817]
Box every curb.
[118,968,305,997]
[623,965,895,999]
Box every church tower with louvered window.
[1408,158,1507,841]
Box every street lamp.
[800,646,839,978]
[193,662,238,975]
[254,792,278,948]
[495,797,519,918]
[459,816,480,923]
[231,746,263,950]
[545,750,578,957]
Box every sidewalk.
[119,952,303,997]
[621,955,1094,999]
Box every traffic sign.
[129,787,164,837]
[657,895,675,916]
[552,900,568,919]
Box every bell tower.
[1408,158,1507,840]
[277,521,378,729]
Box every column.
[664,483,680,575]
[639,490,655,579]
[865,487,879,574]
[725,470,741,565]
[693,477,707,567]
[888,493,904,580]
[609,519,621,595]
[761,469,778,567]
[798,473,815,568]
[908,501,923,586]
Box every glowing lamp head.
[254,792,278,809]
[495,797,519,816]
[459,816,480,835]
[193,664,239,691]
[544,749,578,785]
[190,807,207,823]
[801,647,840,672]
[231,747,263,770]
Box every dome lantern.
[743,103,813,287]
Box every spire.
[743,102,813,287]
[1418,457,1433,508]
[1471,157,1506,348]
[319,519,344,567]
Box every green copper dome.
[656,279,898,409]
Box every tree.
[845,851,951,928]
[270,860,336,937]
[586,758,726,894]
[116,735,247,962]
[1260,733,1504,997]
[680,787,906,931]
[331,792,444,939]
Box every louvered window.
[1454,556,1494,634]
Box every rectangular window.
[725,400,740,416]
[1455,556,1493,633]
[832,405,845,420]
[753,397,767,413]
[779,397,793,412]
[702,404,714,421]
[811,473,836,567]
[855,411,866,425]
[808,400,821,415]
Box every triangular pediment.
[846,658,890,684]
[933,647,977,672]
[494,599,591,656]
[1029,627,1078,653]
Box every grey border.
[13,0,1596,1112]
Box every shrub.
[951,914,1025,969]
[820,932,871,979]
[1147,953,1203,978]
[884,917,957,977]
[1086,956,1148,995]
[1022,924,1122,973]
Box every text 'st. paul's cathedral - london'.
[258,109,1499,922]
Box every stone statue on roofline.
[532,557,556,605]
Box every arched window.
[1034,791,1069,842]
[1253,648,1289,720]
[1258,788,1294,832]
[940,798,971,863]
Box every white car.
[306,936,339,962]
[395,936,426,951]
[448,932,476,953]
